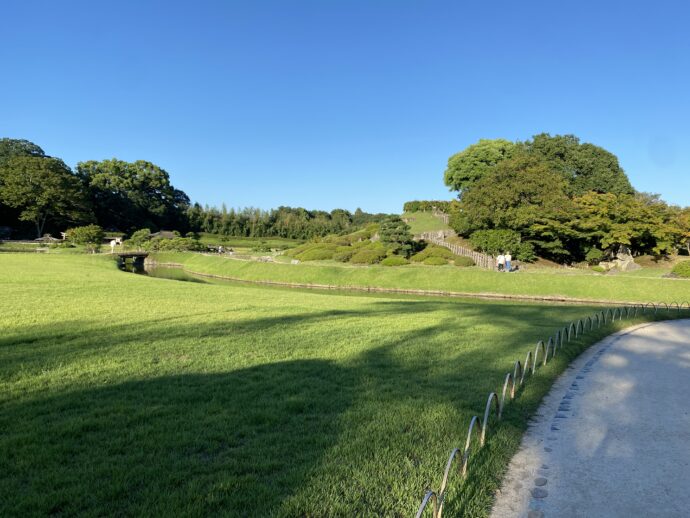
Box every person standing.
[505,251,512,272]
[496,252,505,272]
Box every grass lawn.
[402,212,452,235]
[152,252,690,304]
[0,254,683,516]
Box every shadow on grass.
[1,300,618,516]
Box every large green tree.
[0,138,48,235]
[523,133,633,196]
[76,159,190,233]
[443,139,517,194]
[450,154,574,258]
[0,156,91,237]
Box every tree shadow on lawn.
[0,300,601,516]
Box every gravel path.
[490,319,690,518]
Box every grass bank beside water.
[152,252,690,304]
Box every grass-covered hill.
[283,224,474,267]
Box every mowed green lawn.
[401,212,452,235]
[0,254,674,517]
[154,252,690,304]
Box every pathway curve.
[490,319,690,518]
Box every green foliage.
[0,156,91,237]
[294,243,339,261]
[585,247,604,265]
[410,244,454,263]
[333,247,356,262]
[523,133,633,196]
[671,260,690,278]
[145,237,205,252]
[378,216,413,257]
[127,229,152,250]
[454,256,475,267]
[469,229,522,256]
[591,265,606,273]
[77,159,190,234]
[402,200,453,213]
[423,256,449,266]
[444,139,517,193]
[65,224,105,253]
[380,256,409,266]
[350,243,387,264]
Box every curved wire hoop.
[415,490,438,518]
[481,392,499,445]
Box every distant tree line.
[439,134,690,262]
[186,204,390,240]
[402,200,453,213]
[0,138,389,240]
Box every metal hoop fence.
[414,301,690,517]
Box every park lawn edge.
[149,252,690,305]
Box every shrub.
[671,260,690,278]
[333,248,356,262]
[591,265,606,273]
[515,242,537,262]
[585,247,604,265]
[423,256,449,266]
[295,243,338,261]
[454,256,475,267]
[380,256,409,266]
[411,244,454,262]
[350,248,387,264]
[65,224,105,253]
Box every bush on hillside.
[423,256,449,266]
[295,243,339,261]
[380,256,409,266]
[410,244,454,263]
[454,256,475,267]
[350,247,387,264]
[333,247,356,262]
[403,200,452,213]
[591,265,606,273]
[671,260,690,278]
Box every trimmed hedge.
[671,260,690,278]
[380,256,409,266]
[411,245,454,263]
[454,256,475,267]
[423,256,449,266]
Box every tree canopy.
[76,159,190,233]
[443,139,517,194]
[0,156,91,237]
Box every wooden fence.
[420,232,495,270]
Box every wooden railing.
[420,232,494,269]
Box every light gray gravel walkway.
[490,319,690,518]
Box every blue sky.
[1,0,689,213]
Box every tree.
[379,216,414,257]
[127,228,152,250]
[76,159,190,233]
[523,133,633,196]
[444,139,517,194]
[0,138,48,236]
[66,224,105,253]
[0,156,90,237]
[567,192,681,256]
[0,138,46,163]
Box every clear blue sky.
[1,0,689,213]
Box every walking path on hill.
[490,319,690,518]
